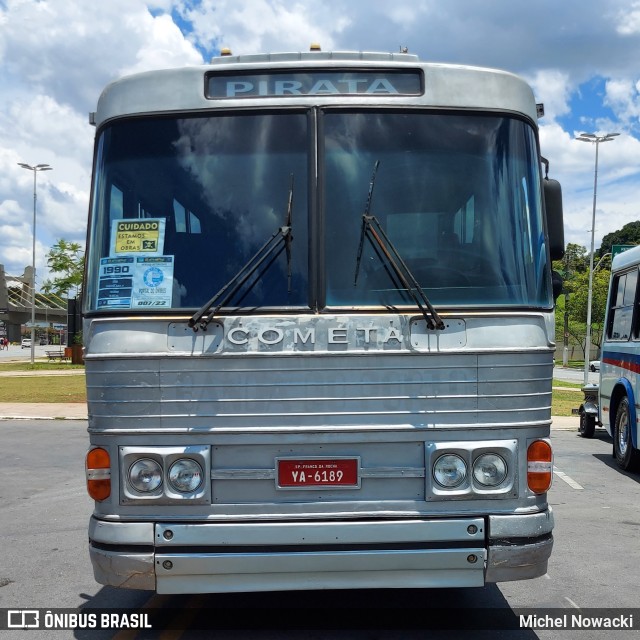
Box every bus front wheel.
[613,396,640,472]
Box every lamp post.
[17,162,53,365]
[575,132,619,385]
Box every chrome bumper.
[89,510,553,593]
[485,509,554,582]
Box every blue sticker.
[143,267,164,288]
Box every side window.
[109,185,124,222]
[453,195,475,244]
[173,199,201,234]
[629,269,640,338]
[607,269,639,341]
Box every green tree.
[555,219,640,361]
[41,239,85,298]
[552,242,588,277]
[565,268,610,355]
[599,221,640,258]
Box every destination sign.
[206,70,423,99]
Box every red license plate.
[277,458,359,488]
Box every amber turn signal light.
[86,447,111,501]
[527,440,553,494]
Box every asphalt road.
[553,365,599,385]
[0,344,63,361]
[1,419,639,639]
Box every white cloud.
[0,0,204,283]
[526,70,573,122]
[616,0,640,34]
[119,12,203,76]
[5,94,91,158]
[605,77,640,128]
[0,0,203,109]
[176,0,350,56]
[387,1,431,30]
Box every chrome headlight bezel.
[426,440,517,500]
[120,446,210,504]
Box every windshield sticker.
[97,257,135,309]
[131,256,174,308]
[110,218,166,256]
[97,255,174,310]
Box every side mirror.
[552,270,563,302]
[544,178,564,261]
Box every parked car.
[21,338,32,349]
[589,360,600,372]
[39,337,47,345]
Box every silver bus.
[84,48,564,593]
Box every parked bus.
[578,245,640,472]
[84,47,564,593]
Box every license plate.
[276,457,360,489]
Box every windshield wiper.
[189,175,294,332]
[354,162,445,331]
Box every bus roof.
[91,50,540,128]
[611,244,640,272]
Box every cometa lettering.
[226,326,403,346]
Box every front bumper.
[88,510,553,593]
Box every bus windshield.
[324,110,549,308]
[86,109,550,313]
[86,111,310,312]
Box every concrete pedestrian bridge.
[0,264,68,342]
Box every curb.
[0,404,88,420]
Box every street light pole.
[575,132,619,385]
[17,162,53,365]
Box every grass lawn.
[0,375,87,403]
[551,379,583,417]
[0,362,87,403]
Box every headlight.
[473,453,507,487]
[168,458,203,493]
[128,458,163,493]
[433,454,467,488]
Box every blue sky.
[560,78,612,132]
[1,0,640,285]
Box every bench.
[46,350,70,362]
